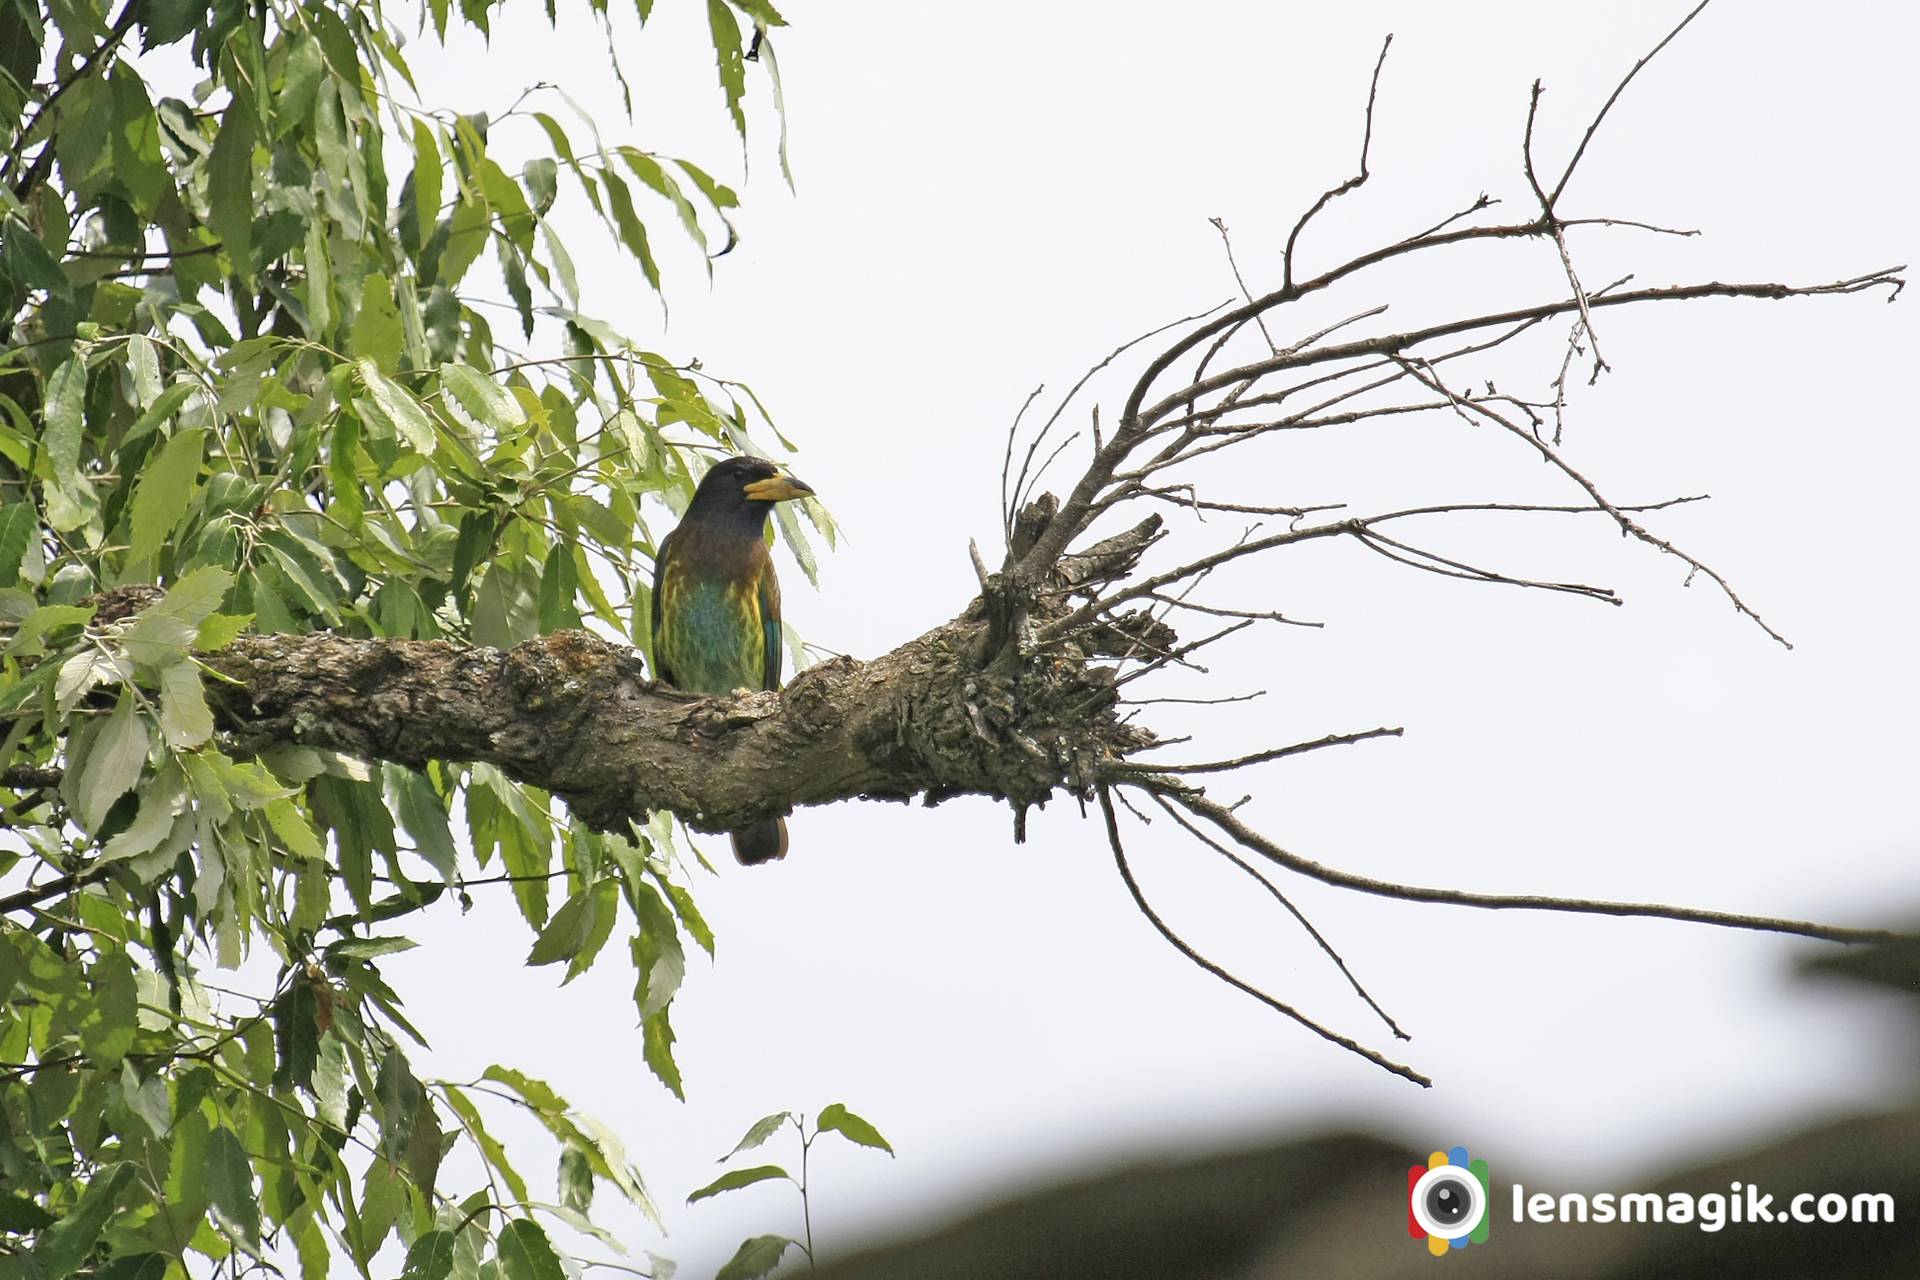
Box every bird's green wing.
[758,558,783,692]
[649,530,675,685]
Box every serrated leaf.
[127,426,205,566]
[439,363,525,429]
[101,766,186,862]
[122,566,234,666]
[642,1007,682,1100]
[526,880,614,970]
[264,794,325,859]
[73,688,149,830]
[411,120,443,247]
[272,980,321,1092]
[686,1164,789,1205]
[194,612,252,650]
[375,1047,427,1167]
[351,273,404,373]
[656,873,716,958]
[391,765,458,883]
[707,0,747,142]
[55,647,127,714]
[722,1111,792,1162]
[34,1162,136,1279]
[558,1145,594,1214]
[205,1125,261,1252]
[479,1064,568,1114]
[815,1103,894,1155]
[402,1230,456,1280]
[41,357,87,487]
[4,604,94,656]
[329,936,418,961]
[715,1236,795,1280]
[495,1220,566,1280]
[0,502,35,588]
[356,359,436,454]
[120,1060,171,1137]
[156,660,213,748]
[574,1111,661,1226]
[206,104,256,274]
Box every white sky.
[384,1,1919,1273]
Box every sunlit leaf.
[815,1103,895,1155]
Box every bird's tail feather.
[730,818,788,866]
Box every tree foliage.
[0,0,821,1274]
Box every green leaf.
[439,194,490,287]
[264,793,324,859]
[34,1163,136,1280]
[102,764,186,862]
[127,426,205,566]
[0,500,35,587]
[687,1164,789,1204]
[194,611,252,650]
[156,659,213,748]
[357,358,436,454]
[478,159,535,254]
[122,565,233,665]
[707,0,748,141]
[272,979,321,1092]
[0,1191,56,1232]
[642,1006,683,1100]
[600,170,661,297]
[108,67,168,213]
[119,1060,171,1137]
[439,362,526,429]
[78,952,138,1062]
[4,603,94,656]
[121,381,195,450]
[351,273,405,373]
[522,156,557,214]
[205,1125,262,1253]
[495,1219,566,1280]
[374,1047,427,1167]
[715,1235,795,1280]
[2,214,71,303]
[391,765,458,883]
[657,873,716,958]
[326,936,419,961]
[71,688,150,830]
[526,879,615,971]
[732,0,788,25]
[402,1230,456,1280]
[41,356,87,487]
[815,1103,894,1156]
[411,119,443,246]
[206,103,256,274]
[721,1111,792,1162]
[557,1145,594,1214]
[479,1065,569,1115]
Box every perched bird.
[650,456,816,864]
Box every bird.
[650,455,816,865]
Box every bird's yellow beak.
[742,473,816,502]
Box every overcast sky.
[388,2,1919,1273]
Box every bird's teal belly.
[661,581,762,693]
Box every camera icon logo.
[1407,1146,1491,1256]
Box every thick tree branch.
[201,617,1153,837]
